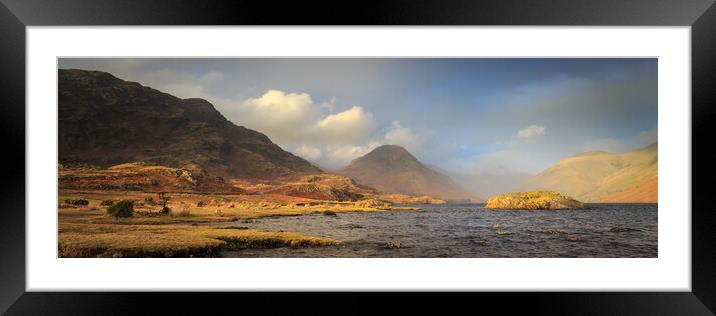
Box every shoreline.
[57,190,423,258]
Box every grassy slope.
[598,176,658,203]
[523,143,657,202]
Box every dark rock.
[340,224,364,229]
[609,227,640,233]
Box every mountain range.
[58,69,656,203]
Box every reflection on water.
[217,203,657,258]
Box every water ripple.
[219,203,657,258]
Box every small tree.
[107,200,134,218]
[158,192,170,215]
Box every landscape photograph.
[57,58,657,258]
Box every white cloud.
[238,90,314,142]
[309,120,434,169]
[324,142,382,168]
[231,90,379,148]
[315,106,376,144]
[320,97,337,113]
[517,125,546,140]
[225,90,392,169]
[383,120,427,153]
[294,144,323,160]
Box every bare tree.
[158,192,170,215]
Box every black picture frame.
[1,0,714,314]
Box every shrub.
[64,199,89,206]
[100,200,115,206]
[107,200,134,217]
[144,197,155,205]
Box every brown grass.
[59,190,419,220]
[598,176,657,203]
[59,222,340,258]
[57,190,422,258]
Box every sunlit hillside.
[523,143,657,202]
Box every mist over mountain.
[338,145,482,202]
[452,171,533,198]
[523,143,658,202]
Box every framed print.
[1,0,715,314]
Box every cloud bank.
[230,89,430,169]
[517,125,546,140]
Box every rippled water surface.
[219,204,657,258]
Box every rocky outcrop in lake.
[485,191,587,210]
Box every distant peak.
[345,144,420,168]
[366,145,416,159]
[373,144,410,153]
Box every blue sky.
[58,58,657,177]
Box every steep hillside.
[599,176,658,203]
[523,143,657,202]
[58,69,321,179]
[338,145,480,202]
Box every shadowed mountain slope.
[58,69,321,179]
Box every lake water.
[219,203,657,258]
